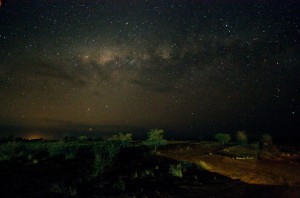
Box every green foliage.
[32,159,39,164]
[0,141,25,161]
[110,132,133,147]
[169,163,183,178]
[93,153,106,177]
[236,130,248,145]
[48,141,64,157]
[26,142,49,159]
[48,141,78,160]
[0,141,51,162]
[132,171,139,179]
[65,145,79,160]
[214,133,231,144]
[143,129,167,151]
[143,169,155,177]
[78,135,88,142]
[65,151,77,160]
[92,142,120,177]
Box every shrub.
[143,129,167,151]
[65,150,77,160]
[32,159,39,164]
[141,169,154,177]
[26,142,49,159]
[132,171,139,179]
[92,142,120,177]
[48,141,78,160]
[214,133,231,144]
[0,141,25,161]
[48,141,67,157]
[236,130,248,145]
[93,153,106,177]
[110,133,132,147]
[169,163,183,178]
[78,136,88,142]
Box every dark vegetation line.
[0,129,298,197]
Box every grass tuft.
[169,163,183,178]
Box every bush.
[78,136,88,142]
[110,133,132,147]
[92,142,120,177]
[48,141,78,160]
[236,130,248,145]
[143,169,155,177]
[143,129,167,151]
[26,142,49,159]
[93,153,106,177]
[0,141,25,161]
[214,133,231,144]
[169,163,183,178]
[48,141,66,157]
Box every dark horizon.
[1,121,299,140]
[1,1,299,140]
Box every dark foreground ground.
[0,141,299,197]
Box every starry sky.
[0,1,299,139]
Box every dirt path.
[158,146,300,186]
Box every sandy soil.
[158,143,300,186]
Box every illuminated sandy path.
[159,145,300,186]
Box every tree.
[143,129,167,152]
[236,130,247,145]
[110,133,133,147]
[214,133,231,144]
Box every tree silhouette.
[143,129,167,152]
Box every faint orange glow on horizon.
[25,133,45,140]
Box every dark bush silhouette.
[236,130,248,145]
[143,129,167,152]
[214,133,231,144]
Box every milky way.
[0,1,299,138]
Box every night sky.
[0,1,299,139]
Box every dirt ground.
[158,142,300,186]
[1,141,299,197]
